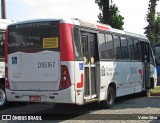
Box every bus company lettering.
[106,67,116,71]
[101,67,119,76]
[8,42,34,48]
[130,67,138,74]
[106,67,119,76]
[8,42,21,47]
[16,22,50,29]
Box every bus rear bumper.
[5,85,76,104]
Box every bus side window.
[145,43,150,62]
[81,35,89,63]
[89,35,99,63]
[98,33,107,59]
[133,39,141,60]
[73,28,83,60]
[120,37,129,60]
[105,34,115,59]
[114,35,121,60]
[128,37,135,60]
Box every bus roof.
[0,19,13,30]
[72,18,148,41]
[8,18,112,31]
[124,31,147,40]
[8,18,148,41]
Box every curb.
[150,93,160,96]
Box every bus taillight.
[59,65,71,90]
[5,80,10,89]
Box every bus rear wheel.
[0,83,8,110]
[101,86,115,109]
[139,90,150,97]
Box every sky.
[1,0,160,35]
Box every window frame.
[120,36,129,60]
[113,34,122,60]
[105,33,115,60]
[72,27,83,61]
[133,39,141,61]
[97,33,107,60]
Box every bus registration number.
[38,62,55,68]
[29,96,41,102]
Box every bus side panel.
[60,23,84,104]
[60,23,78,104]
[99,61,143,100]
[74,61,84,105]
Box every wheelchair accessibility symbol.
[79,63,83,70]
[12,57,17,64]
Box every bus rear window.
[8,22,59,53]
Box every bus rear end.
[5,20,76,103]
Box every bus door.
[81,33,98,100]
[141,42,151,89]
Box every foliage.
[95,0,124,30]
[155,15,160,42]
[108,4,124,30]
[144,0,160,47]
[95,0,104,11]
[151,86,160,93]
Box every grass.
[151,86,160,93]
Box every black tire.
[0,83,8,110]
[101,86,115,109]
[139,90,150,97]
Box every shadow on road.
[1,94,160,121]
[29,94,160,120]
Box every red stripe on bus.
[96,25,110,31]
[77,74,84,88]
[60,23,74,61]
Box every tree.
[95,0,124,30]
[155,14,160,42]
[144,0,160,48]
[95,0,110,24]
[107,4,124,30]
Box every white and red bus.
[0,19,13,109]
[5,18,157,108]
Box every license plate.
[29,96,41,102]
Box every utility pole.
[102,0,109,24]
[1,0,6,19]
[95,0,113,24]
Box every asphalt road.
[0,94,160,123]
